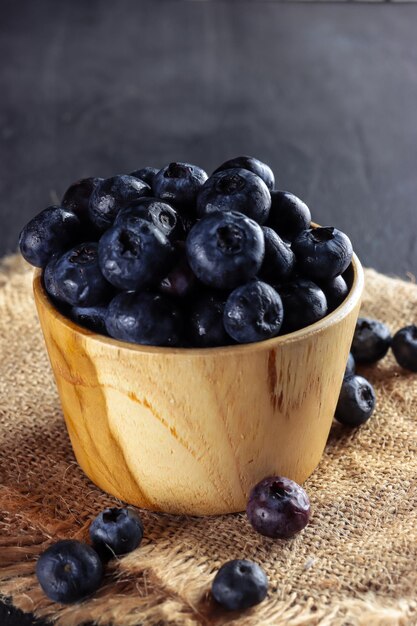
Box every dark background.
[1,1,417,277]
[1,1,417,625]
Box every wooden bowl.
[33,255,364,515]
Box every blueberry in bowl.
[114,197,182,242]
[197,168,271,224]
[213,155,275,190]
[19,206,82,268]
[98,219,176,291]
[152,162,208,210]
[186,211,265,290]
[130,166,159,186]
[89,175,151,232]
[50,242,112,307]
[292,226,353,281]
[188,290,230,347]
[62,177,103,224]
[223,280,284,344]
[267,191,311,241]
[105,291,183,347]
[277,278,328,335]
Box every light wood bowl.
[33,255,364,515]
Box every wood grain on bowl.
[33,256,363,515]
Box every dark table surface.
[1,1,417,625]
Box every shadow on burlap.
[0,254,416,626]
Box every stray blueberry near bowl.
[318,275,349,312]
[211,559,268,611]
[152,162,208,209]
[292,227,353,281]
[89,175,150,232]
[197,168,271,225]
[36,540,103,604]
[345,352,356,378]
[224,281,283,344]
[278,279,327,334]
[351,317,392,363]
[130,167,159,186]
[213,155,275,191]
[19,207,81,268]
[266,191,311,241]
[115,197,182,242]
[52,242,111,307]
[105,291,182,347]
[259,226,295,283]
[98,219,175,291]
[246,476,310,539]
[90,508,144,559]
[392,325,417,372]
[335,375,376,426]
[189,291,230,347]
[70,304,108,335]
[62,177,102,223]
[186,211,265,290]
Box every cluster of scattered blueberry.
[336,317,417,428]
[19,156,354,347]
[36,475,309,611]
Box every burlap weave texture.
[0,254,416,626]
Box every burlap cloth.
[0,254,416,626]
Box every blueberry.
[318,275,349,312]
[152,162,208,210]
[391,325,417,372]
[129,167,159,186]
[36,540,103,604]
[292,227,353,281]
[345,352,356,378]
[351,318,391,363]
[19,206,81,268]
[197,169,271,224]
[98,219,175,291]
[186,211,265,290]
[89,508,143,559]
[159,257,196,298]
[224,281,283,344]
[213,156,275,191]
[189,291,230,347]
[211,560,268,611]
[43,254,61,300]
[52,243,111,307]
[277,279,327,334]
[70,304,109,335]
[115,197,182,242]
[62,177,103,224]
[105,291,182,347]
[89,175,150,232]
[246,476,310,539]
[259,226,295,284]
[335,375,376,426]
[266,191,311,241]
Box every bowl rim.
[33,252,364,357]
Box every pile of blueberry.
[35,475,310,611]
[337,317,417,427]
[19,156,355,347]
